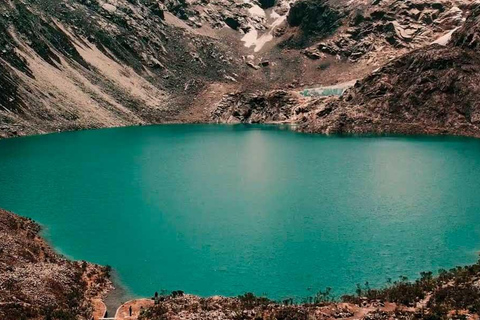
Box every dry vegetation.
[137,261,480,320]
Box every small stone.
[246,62,260,70]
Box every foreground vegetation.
[139,259,480,320]
[342,260,480,319]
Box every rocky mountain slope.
[0,208,112,319]
[210,0,473,126]
[0,0,474,138]
[0,0,246,138]
[298,2,480,137]
[209,0,480,139]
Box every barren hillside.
[0,0,473,138]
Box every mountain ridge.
[0,0,474,138]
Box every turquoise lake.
[1,124,480,300]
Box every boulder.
[258,0,276,9]
[303,48,322,59]
[246,61,260,69]
[287,0,342,36]
[101,3,117,13]
[224,17,241,30]
[317,42,338,55]
[259,60,270,67]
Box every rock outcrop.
[0,208,112,320]
[452,3,480,49]
[299,3,480,138]
[212,90,310,124]
[298,0,467,62]
[287,0,343,37]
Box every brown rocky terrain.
[0,208,112,320]
[210,0,480,139]
[0,0,247,138]
[297,1,480,137]
[137,293,396,320]
[0,0,473,138]
[293,0,466,63]
[211,89,309,123]
[136,262,480,320]
[209,0,474,126]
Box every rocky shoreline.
[4,206,480,320]
[87,261,480,320]
[0,208,113,320]
[4,1,480,319]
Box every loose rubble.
[298,2,480,138]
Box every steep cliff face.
[0,0,477,139]
[0,208,112,319]
[298,3,480,138]
[209,0,471,126]
[286,0,465,62]
[0,0,245,138]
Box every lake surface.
[1,125,480,300]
